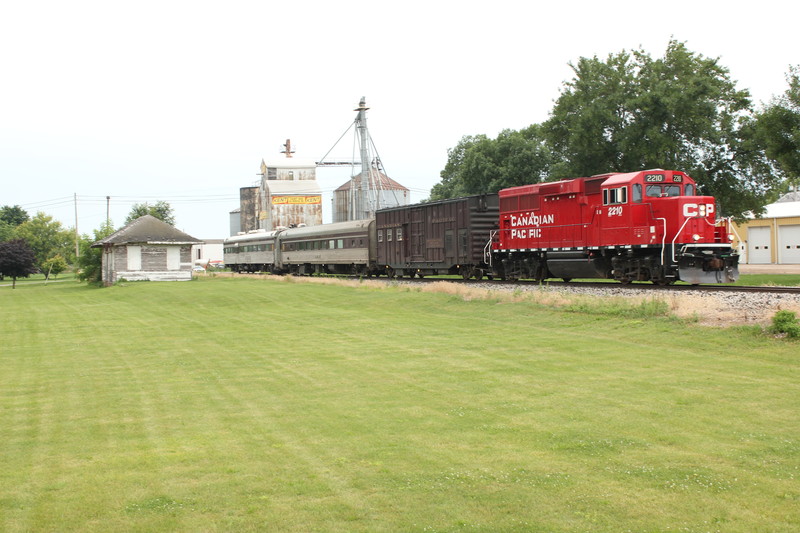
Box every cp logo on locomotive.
[683,203,715,217]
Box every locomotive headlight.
[699,205,706,216]
[728,233,735,242]
[692,233,701,242]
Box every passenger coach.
[276,219,379,276]
[224,230,278,273]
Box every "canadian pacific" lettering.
[509,213,554,240]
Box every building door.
[747,226,772,264]
[778,224,800,264]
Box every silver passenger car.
[276,219,378,276]
[223,230,279,273]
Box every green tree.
[41,254,68,279]
[126,201,175,225]
[543,40,776,217]
[76,222,115,285]
[753,65,800,185]
[431,135,488,200]
[0,221,15,243]
[430,126,552,201]
[0,239,37,288]
[15,212,76,270]
[0,205,29,226]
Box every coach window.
[378,230,383,243]
[329,240,335,249]
[396,227,403,241]
[338,239,344,249]
[387,229,393,242]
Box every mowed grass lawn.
[1,277,798,532]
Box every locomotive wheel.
[652,279,674,286]
[474,270,484,281]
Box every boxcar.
[376,194,499,279]
[276,219,379,276]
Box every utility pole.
[74,193,80,258]
[106,196,110,226]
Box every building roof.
[261,158,318,169]
[93,215,203,247]
[764,200,800,218]
[335,171,409,192]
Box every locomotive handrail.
[656,217,667,266]
[671,216,695,263]
[484,231,498,266]
[724,217,742,252]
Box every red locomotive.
[491,169,739,284]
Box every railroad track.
[378,275,800,295]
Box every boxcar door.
[410,207,425,262]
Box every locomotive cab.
[599,170,738,284]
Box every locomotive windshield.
[646,184,681,198]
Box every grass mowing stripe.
[1,277,798,531]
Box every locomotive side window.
[685,184,695,196]
[633,184,642,203]
[603,187,627,205]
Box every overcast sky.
[1,0,797,239]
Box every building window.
[396,228,403,241]
[378,230,383,243]
[387,229,393,242]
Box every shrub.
[768,310,800,339]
